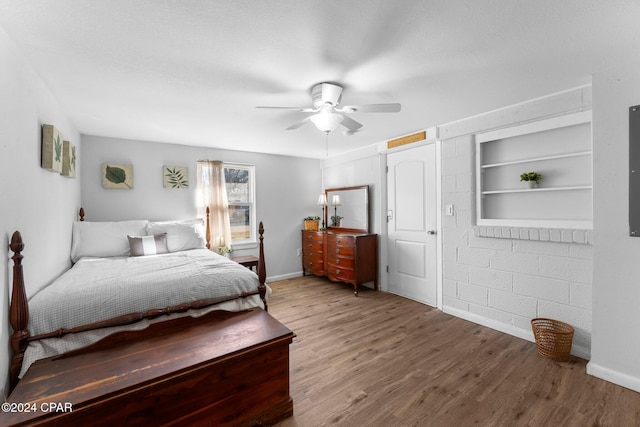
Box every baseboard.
[587,361,640,393]
[443,305,591,360]
[267,271,303,282]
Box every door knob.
[427,230,436,235]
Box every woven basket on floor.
[531,318,574,361]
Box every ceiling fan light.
[310,112,343,133]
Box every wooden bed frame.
[8,208,269,392]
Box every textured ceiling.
[1,0,639,158]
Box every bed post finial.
[205,207,211,249]
[9,231,30,392]
[257,222,267,311]
[79,207,85,221]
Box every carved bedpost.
[205,207,211,250]
[79,207,85,221]
[257,222,267,311]
[9,231,30,392]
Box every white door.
[387,144,438,306]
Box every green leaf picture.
[102,163,133,189]
[70,145,76,170]
[61,140,76,178]
[163,166,189,189]
[54,134,62,163]
[106,165,127,183]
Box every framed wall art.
[41,124,63,173]
[163,165,189,188]
[102,163,133,189]
[61,140,76,178]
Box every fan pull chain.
[325,133,329,157]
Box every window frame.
[224,163,257,249]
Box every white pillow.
[71,220,149,262]
[146,219,206,252]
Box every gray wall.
[589,61,640,392]
[0,27,81,396]
[81,135,322,279]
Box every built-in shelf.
[481,151,592,169]
[482,185,592,195]
[475,111,593,230]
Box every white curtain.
[196,160,232,252]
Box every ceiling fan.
[256,82,401,134]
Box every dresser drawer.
[303,250,324,276]
[303,231,325,243]
[303,251,323,264]
[326,256,355,270]
[327,244,355,258]
[326,234,355,247]
[303,260,324,275]
[303,241,324,253]
[327,265,355,282]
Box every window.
[224,163,256,248]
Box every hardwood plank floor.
[269,276,640,427]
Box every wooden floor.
[268,276,640,427]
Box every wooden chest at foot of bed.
[1,309,295,426]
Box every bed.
[7,208,270,391]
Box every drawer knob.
[336,248,340,254]
[336,259,340,264]
[335,269,341,275]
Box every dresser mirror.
[325,185,369,233]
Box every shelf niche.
[475,111,592,230]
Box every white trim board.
[443,305,591,361]
[587,362,640,394]
[475,110,592,143]
[268,271,303,282]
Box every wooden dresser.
[301,230,378,295]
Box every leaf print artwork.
[102,163,133,189]
[106,165,127,184]
[54,134,62,163]
[71,146,76,170]
[61,140,76,178]
[163,166,189,189]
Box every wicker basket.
[531,318,574,361]
[303,220,320,231]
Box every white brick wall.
[440,87,593,359]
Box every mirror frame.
[325,185,369,233]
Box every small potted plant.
[303,216,321,231]
[219,246,233,258]
[520,172,542,189]
[330,215,343,227]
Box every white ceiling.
[1,0,639,159]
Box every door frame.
[383,139,443,310]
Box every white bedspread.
[22,249,268,377]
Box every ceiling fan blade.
[286,117,311,130]
[339,114,363,131]
[255,106,317,112]
[340,103,401,113]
